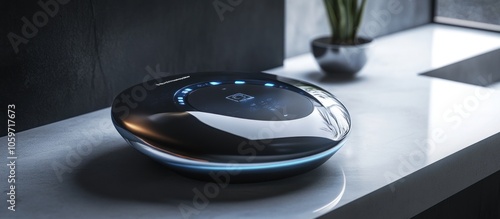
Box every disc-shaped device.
[111,72,351,182]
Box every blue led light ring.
[173,79,290,107]
[128,139,345,171]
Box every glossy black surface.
[188,83,313,121]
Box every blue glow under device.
[111,72,351,182]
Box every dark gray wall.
[1,0,284,134]
[436,0,500,25]
[286,0,433,57]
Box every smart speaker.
[112,72,351,182]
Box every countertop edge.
[320,132,500,219]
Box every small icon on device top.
[226,93,254,102]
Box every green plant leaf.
[353,0,367,43]
[324,0,338,40]
[324,0,367,44]
[335,0,347,42]
[344,0,352,42]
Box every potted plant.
[311,0,371,76]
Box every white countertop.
[1,24,500,218]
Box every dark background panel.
[0,0,284,134]
[413,170,500,219]
[436,0,500,25]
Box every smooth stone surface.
[1,24,500,218]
